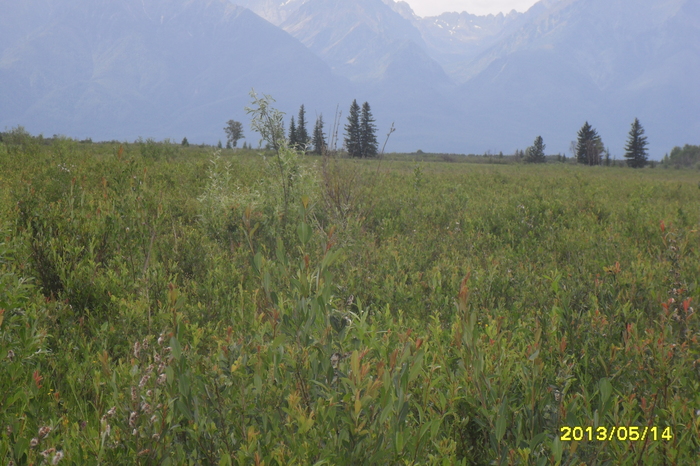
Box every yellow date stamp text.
[560,426,673,442]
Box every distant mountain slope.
[403,8,523,83]
[226,0,308,24]
[280,0,452,87]
[0,0,349,143]
[456,0,700,155]
[274,0,467,153]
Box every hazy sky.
[404,0,540,17]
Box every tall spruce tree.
[576,122,603,165]
[344,99,361,158]
[360,102,378,158]
[297,105,309,152]
[624,118,648,168]
[288,116,298,149]
[525,135,546,163]
[313,114,326,155]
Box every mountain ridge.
[455,0,700,155]
[0,0,352,144]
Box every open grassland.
[1,138,700,465]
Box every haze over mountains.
[1,0,698,157]
[0,0,348,144]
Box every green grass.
[1,136,699,465]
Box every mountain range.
[1,0,698,157]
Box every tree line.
[661,144,700,168]
[523,118,649,167]
[220,100,651,167]
[219,99,380,157]
[287,104,328,155]
[287,99,379,157]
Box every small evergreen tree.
[624,118,648,168]
[360,102,378,158]
[525,136,546,163]
[226,140,232,149]
[576,122,603,165]
[217,140,223,149]
[344,99,361,158]
[288,116,298,149]
[181,137,189,147]
[576,123,592,164]
[224,120,244,148]
[313,114,326,155]
[297,105,309,152]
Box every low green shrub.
[1,138,699,464]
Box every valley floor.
[1,139,699,464]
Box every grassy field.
[1,134,699,465]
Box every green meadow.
[1,133,699,465]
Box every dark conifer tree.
[313,114,326,155]
[297,105,309,152]
[576,122,603,165]
[288,116,298,149]
[525,135,546,163]
[360,101,378,158]
[624,118,648,168]
[576,122,593,164]
[181,137,189,147]
[344,99,361,158]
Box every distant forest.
[1,126,699,170]
[663,144,700,168]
